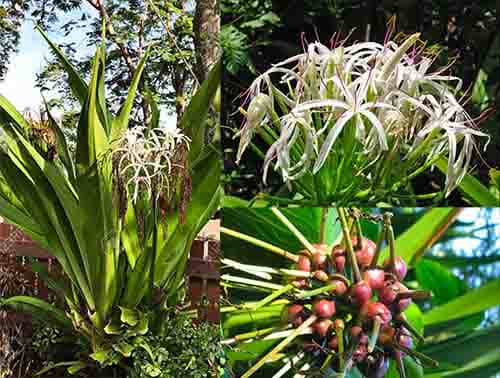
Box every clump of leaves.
[130,313,224,378]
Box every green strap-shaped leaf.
[182,61,222,164]
[155,149,222,287]
[110,49,150,142]
[37,25,88,105]
[435,157,499,206]
[1,296,71,328]
[121,199,142,269]
[423,279,500,326]
[43,97,76,184]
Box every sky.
[0,6,177,127]
[0,5,94,113]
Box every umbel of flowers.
[222,209,437,378]
[236,32,489,205]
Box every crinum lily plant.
[236,33,490,205]
[0,26,221,374]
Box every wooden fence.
[0,218,220,324]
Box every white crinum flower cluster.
[113,126,190,203]
[236,33,489,196]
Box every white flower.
[236,33,490,197]
[113,126,190,203]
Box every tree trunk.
[193,0,220,82]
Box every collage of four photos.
[0,0,499,377]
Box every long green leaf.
[1,296,71,328]
[182,61,222,163]
[435,157,499,206]
[36,25,88,105]
[423,279,500,326]
[111,49,150,142]
[121,199,142,269]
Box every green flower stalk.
[235,33,490,204]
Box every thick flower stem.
[221,226,299,262]
[368,317,382,353]
[397,290,432,300]
[337,208,361,282]
[395,351,406,378]
[241,315,318,378]
[251,284,294,310]
[336,321,345,372]
[221,274,286,291]
[271,207,317,255]
[386,213,396,273]
[396,317,425,343]
[370,221,387,269]
[296,283,337,299]
[392,342,439,368]
[319,207,329,244]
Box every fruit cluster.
[282,237,433,377]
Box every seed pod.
[311,244,329,270]
[331,245,346,272]
[361,302,392,325]
[313,318,333,337]
[296,254,312,272]
[362,269,386,289]
[283,304,306,327]
[313,299,336,318]
[380,282,411,310]
[384,256,408,281]
[350,281,373,306]
[378,325,396,345]
[353,344,368,363]
[314,270,329,282]
[328,279,348,296]
[352,236,376,269]
[350,325,363,339]
[328,335,338,350]
[292,278,308,289]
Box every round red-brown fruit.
[313,299,336,318]
[329,279,348,296]
[291,278,308,289]
[314,270,329,282]
[328,335,338,350]
[362,269,386,289]
[362,302,392,325]
[350,281,373,305]
[303,340,319,352]
[378,281,398,305]
[333,318,345,330]
[311,244,329,270]
[296,254,312,272]
[283,304,305,327]
[313,318,333,337]
[352,236,376,268]
[384,256,408,281]
[398,333,413,349]
[331,245,346,272]
[353,344,368,362]
[378,325,396,345]
[350,325,363,339]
